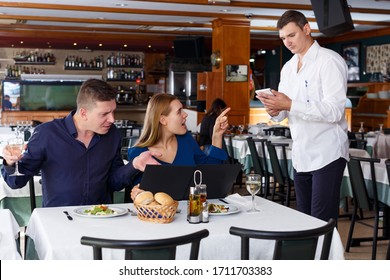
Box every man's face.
[84,100,116,135]
[279,22,310,55]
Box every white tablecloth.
[342,159,390,206]
[366,133,390,159]
[0,209,22,260]
[25,197,345,260]
[227,135,293,176]
[0,176,42,201]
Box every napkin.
[224,193,251,210]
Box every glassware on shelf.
[358,122,365,133]
[379,124,384,134]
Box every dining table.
[227,134,390,212]
[24,196,345,260]
[226,134,293,178]
[0,209,23,260]
[341,158,390,207]
[366,132,390,159]
[0,175,42,227]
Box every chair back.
[347,156,380,210]
[246,137,267,177]
[81,229,209,260]
[385,159,390,185]
[224,134,235,159]
[229,219,336,260]
[28,170,42,212]
[120,135,139,160]
[266,142,287,185]
[222,134,236,164]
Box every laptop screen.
[140,164,241,201]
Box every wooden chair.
[230,219,336,260]
[345,156,389,259]
[80,229,209,260]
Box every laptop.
[140,164,242,201]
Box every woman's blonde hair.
[136,93,178,147]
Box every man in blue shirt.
[1,79,158,207]
[2,95,13,110]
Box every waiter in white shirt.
[257,10,349,222]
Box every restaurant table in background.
[341,158,390,206]
[225,134,293,177]
[0,176,42,227]
[366,133,390,159]
[25,197,345,260]
[0,209,22,260]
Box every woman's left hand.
[213,107,231,137]
[211,107,231,149]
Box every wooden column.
[210,18,251,125]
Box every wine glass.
[379,124,384,134]
[237,124,245,135]
[246,173,261,212]
[7,137,25,176]
[358,122,365,133]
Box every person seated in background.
[128,93,230,200]
[1,79,159,207]
[198,98,227,155]
[2,94,13,110]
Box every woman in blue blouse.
[128,93,230,197]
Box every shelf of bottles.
[106,68,144,82]
[5,65,46,78]
[13,50,56,65]
[106,52,143,68]
[64,55,104,70]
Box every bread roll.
[154,192,174,206]
[148,201,160,206]
[134,191,154,205]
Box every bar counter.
[1,105,147,125]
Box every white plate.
[208,204,240,216]
[73,206,128,218]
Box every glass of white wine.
[7,137,25,176]
[246,173,261,212]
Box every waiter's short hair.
[277,10,308,30]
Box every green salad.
[84,205,116,215]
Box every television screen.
[2,81,20,110]
[173,37,204,58]
[310,0,354,36]
[2,80,81,111]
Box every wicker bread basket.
[133,200,179,223]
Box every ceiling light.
[208,0,231,3]
[20,41,23,44]
[148,45,152,48]
[99,43,103,47]
[123,44,128,48]
[73,43,77,46]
